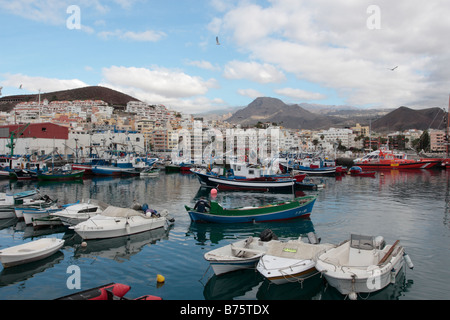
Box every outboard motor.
[307,232,321,244]
[374,236,386,250]
[259,229,278,242]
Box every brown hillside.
[227,97,336,129]
[0,86,140,112]
[372,106,446,132]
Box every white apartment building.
[316,127,359,149]
[11,99,113,123]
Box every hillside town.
[0,97,447,162]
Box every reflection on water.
[202,263,414,300]
[187,218,316,245]
[0,170,447,300]
[73,227,172,263]
[0,251,64,288]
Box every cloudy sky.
[1,0,449,114]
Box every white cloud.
[223,60,285,84]
[185,60,221,72]
[100,66,223,114]
[237,88,264,99]
[98,29,166,42]
[1,73,87,93]
[102,66,217,98]
[216,0,450,108]
[0,0,109,25]
[275,88,326,101]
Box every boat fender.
[348,292,358,300]
[390,268,396,284]
[404,253,414,269]
[125,219,130,234]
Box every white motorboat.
[22,206,60,225]
[204,236,277,276]
[14,194,57,219]
[314,234,414,300]
[0,238,65,268]
[50,199,108,226]
[256,239,335,285]
[71,205,174,240]
[0,193,54,219]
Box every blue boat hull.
[187,198,315,223]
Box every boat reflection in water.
[203,256,413,300]
[187,217,316,246]
[73,226,172,262]
[0,251,64,288]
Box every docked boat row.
[0,153,160,181]
[280,156,344,176]
[189,162,324,192]
[1,191,57,219]
[203,231,414,300]
[11,197,175,240]
[0,198,175,270]
[71,154,159,177]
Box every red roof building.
[0,122,69,140]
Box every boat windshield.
[350,234,375,250]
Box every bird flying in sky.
[389,66,398,71]
[216,36,220,45]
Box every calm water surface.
[0,169,448,300]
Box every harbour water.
[0,169,449,300]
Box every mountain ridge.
[226,97,447,132]
[0,86,140,112]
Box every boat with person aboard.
[185,195,316,223]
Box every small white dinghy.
[0,238,65,268]
[256,235,335,285]
[315,234,414,300]
[204,236,276,276]
[71,205,174,240]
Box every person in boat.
[194,197,210,213]
[142,203,160,217]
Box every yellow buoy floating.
[156,274,165,283]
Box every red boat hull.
[56,283,162,300]
[354,160,440,170]
[71,164,94,175]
